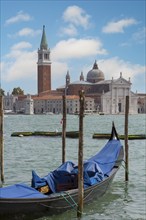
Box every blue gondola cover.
[0,183,47,198]
[32,139,122,192]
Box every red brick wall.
[38,65,51,94]
[68,84,91,95]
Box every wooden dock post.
[125,96,129,181]
[62,94,66,164]
[77,90,85,218]
[0,95,4,184]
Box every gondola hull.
[0,155,123,220]
[0,171,118,219]
[0,124,124,220]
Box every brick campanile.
[37,25,51,94]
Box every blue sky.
[0,0,146,95]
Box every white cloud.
[59,24,78,37]
[5,11,32,25]
[2,51,37,82]
[1,40,36,82]
[102,18,137,33]
[98,57,145,81]
[51,61,69,88]
[4,42,32,60]
[62,5,91,29]
[52,38,107,60]
[11,41,32,51]
[9,28,41,38]
[132,27,146,44]
[119,27,146,47]
[1,38,68,88]
[120,42,131,47]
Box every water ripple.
[3,114,146,219]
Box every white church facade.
[101,73,138,114]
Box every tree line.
[0,87,24,96]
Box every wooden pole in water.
[125,96,129,181]
[62,94,66,164]
[0,95,4,183]
[77,90,85,218]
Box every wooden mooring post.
[77,90,85,218]
[0,95,4,184]
[62,94,66,164]
[125,96,129,181]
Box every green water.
[3,114,146,220]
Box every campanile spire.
[40,25,48,50]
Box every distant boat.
[84,110,93,115]
[99,112,104,115]
[44,112,54,115]
[0,123,124,220]
[73,110,97,115]
[4,110,15,115]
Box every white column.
[116,87,118,113]
[128,88,131,114]
[123,88,126,113]
[111,85,113,114]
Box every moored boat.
[0,123,124,220]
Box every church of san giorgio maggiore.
[4,26,146,115]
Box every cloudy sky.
[1,0,145,95]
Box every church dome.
[87,61,105,83]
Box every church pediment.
[113,76,131,86]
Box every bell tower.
[37,25,51,94]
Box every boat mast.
[62,82,67,163]
[125,96,129,181]
[77,90,85,218]
[0,94,4,184]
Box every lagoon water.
[3,114,146,220]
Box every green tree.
[0,88,5,96]
[12,87,24,95]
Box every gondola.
[0,123,124,220]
